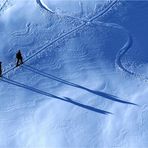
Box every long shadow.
[22,64,137,106]
[0,77,111,115]
[64,97,112,115]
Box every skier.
[16,50,23,67]
[0,62,2,77]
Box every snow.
[39,0,108,18]
[0,0,148,147]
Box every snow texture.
[0,0,148,147]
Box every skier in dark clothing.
[0,62,2,77]
[16,50,23,67]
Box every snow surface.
[0,0,148,147]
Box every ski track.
[0,0,8,12]
[109,23,148,82]
[93,21,135,75]
[91,18,148,82]
[89,0,118,22]
[36,0,54,13]
[116,35,148,82]
[3,0,118,76]
[115,29,134,75]
[36,0,88,23]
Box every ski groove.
[36,0,54,13]
[2,0,118,76]
[0,0,8,12]
[93,21,148,81]
[115,32,148,81]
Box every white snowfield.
[0,0,148,148]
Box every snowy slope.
[0,0,148,148]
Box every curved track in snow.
[92,22,133,72]
[115,30,148,81]
[36,0,54,13]
[115,29,135,75]
[110,23,148,81]
[93,20,148,82]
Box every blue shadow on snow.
[0,77,111,115]
[22,64,137,106]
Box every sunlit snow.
[0,0,148,147]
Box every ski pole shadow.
[22,64,137,106]
[0,77,111,115]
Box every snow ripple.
[11,23,31,37]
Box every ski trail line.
[91,21,133,74]
[2,0,118,76]
[116,32,148,82]
[36,0,54,13]
[89,0,118,22]
[93,21,148,82]
[0,0,8,12]
[115,30,134,75]
[109,23,148,81]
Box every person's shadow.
[22,64,137,106]
[1,77,112,115]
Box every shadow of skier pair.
[0,64,138,115]
[1,77,111,115]
[22,64,137,106]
